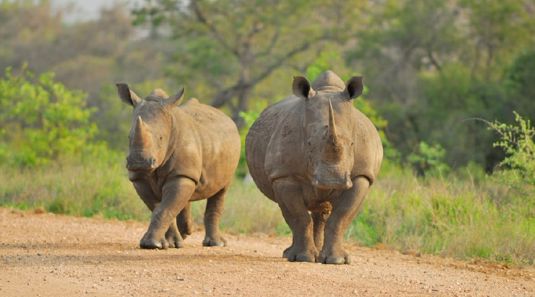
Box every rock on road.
[0,208,533,296]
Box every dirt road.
[0,208,533,296]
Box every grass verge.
[1,160,532,265]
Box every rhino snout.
[126,155,157,171]
[312,172,353,190]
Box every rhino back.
[172,99,241,199]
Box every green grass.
[190,182,286,235]
[0,159,533,265]
[348,163,534,265]
[0,158,148,221]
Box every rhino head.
[116,83,184,173]
[292,71,363,190]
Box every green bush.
[0,67,97,167]
[408,141,450,176]
[490,111,535,186]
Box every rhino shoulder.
[351,107,383,183]
[263,99,306,179]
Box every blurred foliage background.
[0,0,533,265]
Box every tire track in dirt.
[0,208,533,296]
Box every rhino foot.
[166,234,184,249]
[283,245,317,263]
[140,234,169,250]
[165,226,184,249]
[202,236,226,247]
[318,250,351,265]
[282,245,294,258]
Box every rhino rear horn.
[345,76,363,100]
[164,87,185,106]
[116,83,142,107]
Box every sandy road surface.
[0,208,533,296]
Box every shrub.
[407,141,450,176]
[0,67,97,167]
[489,111,535,185]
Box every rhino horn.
[323,100,342,161]
[133,116,152,147]
[328,99,340,146]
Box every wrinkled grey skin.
[245,71,383,264]
[117,85,241,249]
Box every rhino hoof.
[202,237,226,247]
[282,245,294,259]
[318,254,351,265]
[140,237,168,250]
[283,246,317,263]
[166,237,184,249]
[293,253,316,263]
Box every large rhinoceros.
[116,84,240,249]
[245,71,382,264]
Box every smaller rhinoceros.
[116,84,240,249]
[245,71,383,264]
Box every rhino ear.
[292,76,312,99]
[165,87,185,106]
[345,76,363,100]
[116,83,142,107]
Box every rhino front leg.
[165,219,185,248]
[132,179,158,211]
[274,178,317,262]
[202,187,227,247]
[133,179,185,249]
[140,177,196,249]
[319,176,370,264]
[165,203,192,248]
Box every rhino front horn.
[133,116,152,147]
[328,99,340,145]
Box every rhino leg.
[133,179,158,211]
[202,187,227,247]
[319,176,370,264]
[274,178,317,262]
[133,179,185,249]
[140,177,195,249]
[177,202,193,239]
[165,219,185,248]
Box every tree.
[347,0,535,169]
[0,1,178,149]
[133,0,366,126]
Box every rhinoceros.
[116,84,240,249]
[245,71,382,264]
